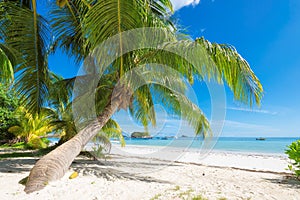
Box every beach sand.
[0,146,299,200]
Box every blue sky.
[172,0,300,137]
[48,0,300,137]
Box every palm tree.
[8,106,56,148]
[0,0,263,193]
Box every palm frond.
[100,118,125,147]
[118,64,187,130]
[196,37,263,106]
[129,85,156,129]
[0,44,15,83]
[153,84,211,136]
[48,73,73,116]
[84,0,176,77]
[92,119,125,153]
[50,0,91,62]
[0,2,52,113]
[84,0,147,46]
[152,0,173,13]
[138,38,263,106]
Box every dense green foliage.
[285,140,300,179]
[0,84,52,148]
[0,84,19,143]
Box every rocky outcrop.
[131,132,152,139]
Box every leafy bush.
[0,84,19,143]
[285,140,300,179]
[91,144,105,159]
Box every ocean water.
[118,137,300,154]
[49,137,299,155]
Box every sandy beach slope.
[0,146,299,200]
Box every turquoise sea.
[49,137,299,155]
[116,137,299,154]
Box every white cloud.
[227,107,278,115]
[170,0,200,11]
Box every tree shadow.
[264,175,300,189]
[0,146,55,159]
[0,157,38,173]
[0,150,176,184]
[71,155,177,184]
[74,165,171,184]
[0,151,37,159]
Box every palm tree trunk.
[24,94,122,193]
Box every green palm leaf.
[50,0,91,62]
[137,38,263,106]
[153,84,211,136]
[123,65,211,136]
[0,2,51,113]
[84,0,174,76]
[129,85,156,129]
[0,44,15,83]
[195,37,263,106]
[100,118,125,146]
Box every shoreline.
[1,146,298,199]
[52,136,298,155]
[107,143,287,157]
[104,144,290,173]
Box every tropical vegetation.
[285,140,300,180]
[0,84,19,144]
[0,0,263,193]
[8,106,54,149]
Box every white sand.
[0,146,299,200]
[110,145,289,173]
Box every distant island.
[131,132,152,139]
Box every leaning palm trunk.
[24,87,128,193]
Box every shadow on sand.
[71,154,177,184]
[0,157,38,173]
[264,176,300,189]
[0,150,174,184]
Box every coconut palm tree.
[0,0,263,193]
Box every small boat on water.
[256,137,266,141]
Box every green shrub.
[285,140,300,179]
[91,144,106,159]
[27,136,48,149]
